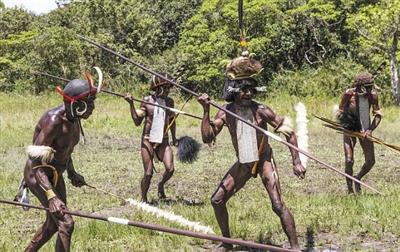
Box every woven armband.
[45,189,56,200]
[136,109,146,118]
[275,117,293,135]
[373,109,383,117]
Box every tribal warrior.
[125,74,177,203]
[197,56,306,251]
[15,74,98,251]
[337,72,382,193]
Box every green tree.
[0,8,36,39]
[347,0,400,104]
[0,29,38,92]
[0,8,38,92]
[37,0,203,92]
[175,0,349,96]
[288,0,347,65]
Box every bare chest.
[53,123,80,158]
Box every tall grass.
[0,92,399,251]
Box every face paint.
[234,86,254,106]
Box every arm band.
[136,109,146,117]
[45,189,56,200]
[275,117,294,135]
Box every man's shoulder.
[370,89,379,97]
[142,95,152,101]
[214,103,229,116]
[41,106,66,126]
[252,101,271,111]
[344,87,356,95]
[141,95,153,110]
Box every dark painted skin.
[197,86,305,251]
[24,96,95,252]
[338,84,382,193]
[125,85,177,203]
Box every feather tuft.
[26,145,56,163]
[294,103,309,168]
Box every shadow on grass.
[230,246,269,251]
[149,197,205,207]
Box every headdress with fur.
[150,73,173,91]
[354,72,374,87]
[223,54,265,102]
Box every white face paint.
[235,86,255,106]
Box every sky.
[3,0,58,14]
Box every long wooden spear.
[103,89,203,120]
[33,71,203,120]
[0,199,294,252]
[77,35,381,194]
[314,115,400,153]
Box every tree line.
[0,0,399,105]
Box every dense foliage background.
[0,0,399,105]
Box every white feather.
[26,145,55,163]
[294,103,309,168]
[332,104,340,118]
[126,198,215,234]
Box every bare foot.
[354,182,361,193]
[141,197,148,203]
[290,245,302,252]
[158,183,167,199]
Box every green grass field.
[1,92,399,251]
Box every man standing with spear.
[197,54,305,251]
[337,72,382,194]
[124,74,178,203]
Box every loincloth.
[251,146,275,178]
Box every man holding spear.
[337,72,382,193]
[15,72,101,252]
[124,74,178,203]
[197,54,305,251]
